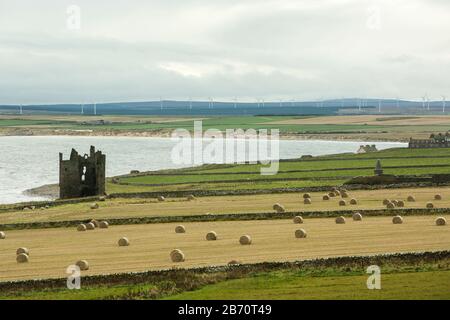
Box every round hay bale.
[392,200,399,206]
[16,247,29,256]
[334,190,341,196]
[386,202,395,209]
[426,202,434,209]
[239,235,252,245]
[90,203,99,210]
[206,231,217,241]
[340,188,348,193]
[397,200,405,208]
[16,253,29,263]
[328,192,336,198]
[302,193,311,199]
[76,260,89,271]
[335,216,346,224]
[349,198,357,205]
[99,196,106,202]
[118,237,130,246]
[303,198,312,205]
[339,200,346,206]
[341,192,349,198]
[382,199,390,205]
[322,194,330,200]
[175,225,186,233]
[435,217,447,226]
[86,222,95,230]
[293,216,304,224]
[352,212,363,221]
[77,224,87,232]
[434,194,442,200]
[273,203,285,213]
[99,221,109,229]
[228,260,242,265]
[187,194,196,201]
[294,229,307,238]
[392,215,403,224]
[158,195,165,202]
[90,219,100,228]
[0,231,5,239]
[332,187,339,192]
[407,195,416,202]
[170,249,185,262]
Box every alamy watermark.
[366,5,381,30]
[66,265,81,290]
[171,121,280,175]
[66,5,81,30]
[366,265,381,290]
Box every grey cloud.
[0,0,449,104]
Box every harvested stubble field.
[2,186,450,224]
[0,215,448,282]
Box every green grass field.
[111,147,450,193]
[2,262,448,300]
[168,269,450,300]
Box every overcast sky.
[0,0,449,104]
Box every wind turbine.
[209,97,214,109]
[81,103,84,115]
[422,96,426,110]
[427,95,430,111]
[257,98,260,108]
[378,100,382,113]
[442,96,446,113]
[279,99,283,108]
[396,97,400,110]
[160,97,163,110]
[316,98,323,108]
[261,99,265,108]
[19,104,23,115]
[234,97,237,109]
[358,99,362,112]
[189,97,192,110]
[94,102,97,115]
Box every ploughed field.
[2,186,450,224]
[0,215,448,282]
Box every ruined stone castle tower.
[59,146,106,199]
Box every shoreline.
[0,128,408,142]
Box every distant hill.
[0,98,446,116]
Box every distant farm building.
[409,133,450,148]
[357,145,378,153]
[59,146,106,199]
